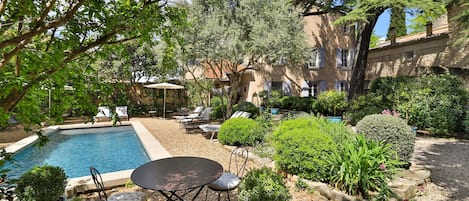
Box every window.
[305,47,324,69]
[301,80,326,97]
[336,48,354,68]
[271,81,283,91]
[335,80,349,92]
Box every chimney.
[426,21,433,37]
[389,27,396,45]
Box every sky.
[374,9,417,40]
[374,10,391,39]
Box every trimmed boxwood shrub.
[234,102,259,117]
[218,118,262,146]
[238,167,291,201]
[272,116,354,181]
[16,165,67,201]
[356,114,415,163]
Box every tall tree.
[295,0,447,100]
[0,0,185,125]
[180,0,308,118]
[387,7,407,40]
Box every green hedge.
[218,118,262,146]
[369,75,468,135]
[234,102,259,117]
[272,116,354,181]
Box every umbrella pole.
[163,88,166,118]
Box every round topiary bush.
[274,128,337,181]
[356,114,416,163]
[16,165,67,201]
[234,102,260,117]
[238,167,291,201]
[218,118,262,146]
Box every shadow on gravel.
[412,137,469,201]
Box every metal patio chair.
[89,167,145,201]
[206,147,249,201]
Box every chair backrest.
[97,107,111,117]
[199,107,212,120]
[228,147,249,178]
[115,106,128,116]
[239,112,251,118]
[230,111,243,119]
[193,106,204,114]
[89,167,108,201]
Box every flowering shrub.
[381,109,401,118]
[238,167,291,201]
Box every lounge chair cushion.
[207,172,241,191]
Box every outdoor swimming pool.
[4,126,150,179]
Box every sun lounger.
[115,106,129,121]
[94,106,111,121]
[198,111,251,141]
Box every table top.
[131,156,223,191]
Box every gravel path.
[412,136,469,201]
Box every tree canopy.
[0,0,185,127]
[180,0,308,118]
[295,0,447,99]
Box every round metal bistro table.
[131,156,223,201]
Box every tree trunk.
[348,11,382,100]
[0,86,30,112]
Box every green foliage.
[218,118,262,146]
[273,116,354,181]
[369,75,468,135]
[464,111,469,136]
[0,0,186,127]
[186,80,213,108]
[328,135,403,199]
[356,114,415,163]
[279,96,315,112]
[234,102,260,117]
[211,104,227,119]
[370,31,381,48]
[267,90,283,108]
[344,93,386,125]
[312,90,348,116]
[238,167,291,201]
[16,165,67,201]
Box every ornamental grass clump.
[272,116,354,181]
[218,117,262,146]
[356,114,415,163]
[238,167,291,201]
[327,135,403,199]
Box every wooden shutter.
[300,80,310,97]
[318,48,325,68]
[264,81,272,92]
[319,81,327,92]
[336,48,342,67]
[347,48,355,68]
[283,81,292,96]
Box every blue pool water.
[4,126,150,179]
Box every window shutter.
[264,81,272,92]
[300,80,310,97]
[335,80,341,90]
[319,81,327,92]
[336,48,342,67]
[318,48,325,68]
[347,48,355,68]
[283,81,292,96]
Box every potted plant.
[268,90,282,115]
[312,90,348,122]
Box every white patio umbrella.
[144,82,184,118]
